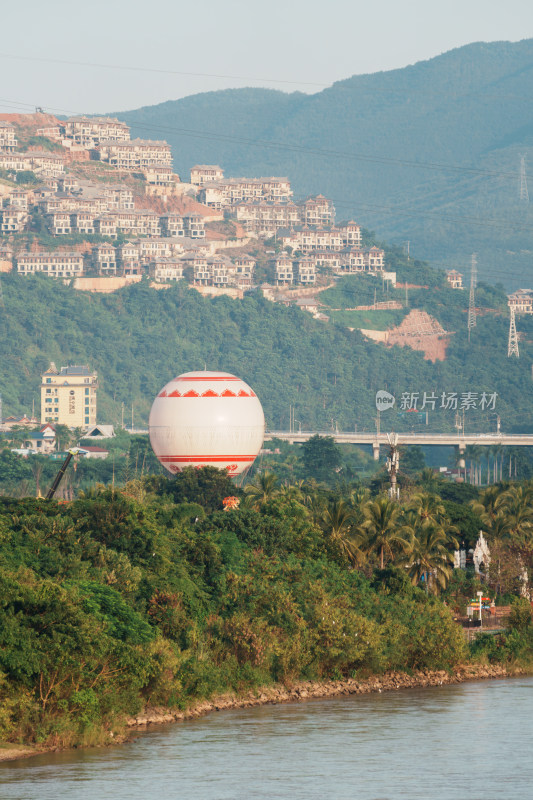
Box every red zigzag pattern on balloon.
[158,389,256,398]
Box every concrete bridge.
[264,431,533,460]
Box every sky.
[2,0,533,115]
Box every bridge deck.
[265,431,533,447]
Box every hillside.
[1,273,533,434]
[117,40,533,289]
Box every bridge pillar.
[372,442,380,461]
[459,443,466,454]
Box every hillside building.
[446,270,464,289]
[41,363,98,429]
[0,122,17,152]
[97,139,172,170]
[16,251,84,278]
[62,116,130,148]
[190,165,224,185]
[508,290,533,314]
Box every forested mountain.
[2,273,533,433]
[117,39,533,289]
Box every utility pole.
[519,155,529,203]
[386,433,400,500]
[468,254,477,342]
[508,306,520,357]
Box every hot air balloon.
[149,371,265,476]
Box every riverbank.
[128,662,524,728]
[0,662,526,763]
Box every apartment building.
[150,257,184,283]
[298,195,335,228]
[63,116,130,148]
[139,238,172,262]
[0,206,28,234]
[296,256,317,285]
[41,363,97,429]
[338,221,362,247]
[192,256,211,285]
[0,122,17,152]
[160,213,185,237]
[275,256,294,285]
[235,202,300,236]
[143,164,175,185]
[365,246,385,270]
[190,165,224,185]
[233,256,255,288]
[47,212,72,235]
[93,243,117,274]
[97,139,172,170]
[26,151,65,178]
[16,251,84,278]
[278,227,344,252]
[118,242,141,274]
[199,177,292,207]
[182,214,205,239]
[95,216,118,238]
[508,290,533,314]
[7,189,31,210]
[0,152,31,172]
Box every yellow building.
[41,363,98,429]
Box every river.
[1,677,532,800]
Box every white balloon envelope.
[149,371,265,476]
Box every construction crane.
[45,447,87,500]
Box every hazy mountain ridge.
[117,40,533,288]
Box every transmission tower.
[467,254,477,342]
[508,306,520,357]
[519,155,529,203]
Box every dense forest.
[118,39,533,288]
[1,271,533,433]
[1,463,532,748]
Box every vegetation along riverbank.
[1,465,532,757]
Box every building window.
[85,416,90,424]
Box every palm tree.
[417,468,443,494]
[359,497,412,569]
[321,497,364,567]
[500,485,533,544]
[408,492,447,529]
[405,524,455,594]
[278,480,304,502]
[243,471,279,510]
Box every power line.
[3,51,533,104]
[0,96,525,182]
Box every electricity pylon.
[508,306,520,357]
[467,254,477,342]
[520,155,529,203]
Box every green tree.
[243,471,279,510]
[321,497,364,567]
[359,497,411,569]
[301,435,342,483]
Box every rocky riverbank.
[128,662,523,728]
[0,663,525,763]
